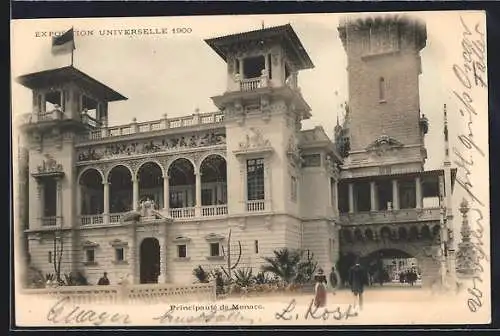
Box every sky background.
[11,12,461,170]
[11,12,490,251]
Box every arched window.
[379,77,386,101]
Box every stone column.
[163,175,169,212]
[159,225,168,283]
[348,183,354,213]
[392,179,400,210]
[333,180,339,216]
[129,223,138,284]
[76,183,82,216]
[238,58,243,77]
[132,177,139,211]
[370,181,377,211]
[195,172,202,216]
[415,176,423,209]
[103,182,110,224]
[265,53,270,73]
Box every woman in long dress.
[313,268,327,308]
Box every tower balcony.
[339,207,441,226]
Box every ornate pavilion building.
[16,15,456,286]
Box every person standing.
[348,258,368,311]
[313,268,327,308]
[97,272,110,285]
[329,266,340,295]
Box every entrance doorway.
[362,249,421,286]
[140,237,160,284]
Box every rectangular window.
[177,245,187,258]
[254,240,259,254]
[48,251,52,263]
[210,243,220,257]
[247,158,265,201]
[86,249,95,263]
[291,176,297,202]
[43,180,57,217]
[115,248,124,262]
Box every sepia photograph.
[11,10,490,326]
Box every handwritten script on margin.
[452,15,488,313]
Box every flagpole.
[71,26,74,67]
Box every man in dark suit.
[348,257,368,311]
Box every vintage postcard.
[11,11,490,327]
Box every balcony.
[41,216,63,227]
[169,207,196,219]
[78,111,225,142]
[79,205,230,226]
[201,205,228,217]
[339,207,441,225]
[246,200,267,212]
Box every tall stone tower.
[337,15,428,177]
[206,24,314,248]
[16,66,127,276]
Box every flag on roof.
[51,28,75,55]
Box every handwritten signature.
[275,299,358,321]
[46,296,132,325]
[152,305,255,324]
[452,15,487,313]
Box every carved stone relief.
[238,127,271,150]
[77,131,226,162]
[36,154,64,174]
[366,135,404,157]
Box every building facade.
[16,16,456,286]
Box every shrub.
[193,265,212,283]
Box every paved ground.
[16,286,490,326]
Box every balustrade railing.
[79,213,126,226]
[79,207,232,225]
[109,213,125,224]
[22,282,216,305]
[77,111,225,142]
[80,214,104,226]
[246,200,266,212]
[240,77,263,91]
[339,207,441,225]
[169,207,196,219]
[201,205,228,217]
[41,216,63,226]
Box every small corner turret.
[16,66,127,134]
[206,24,315,122]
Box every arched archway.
[79,168,103,215]
[140,238,160,284]
[137,162,164,209]
[199,154,227,206]
[108,165,133,213]
[361,248,420,286]
[168,158,196,210]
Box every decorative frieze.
[77,131,226,162]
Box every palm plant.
[261,248,303,284]
[234,268,254,287]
